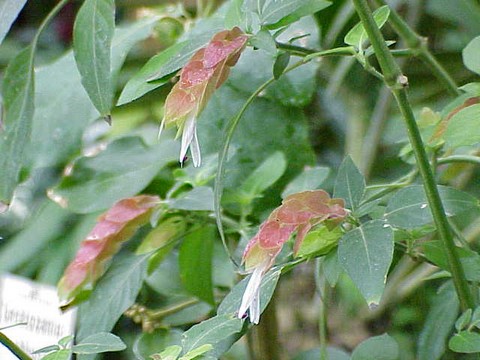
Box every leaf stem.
[0,331,32,360]
[437,155,480,166]
[214,60,305,268]
[372,0,460,96]
[352,0,474,310]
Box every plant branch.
[372,0,460,96]
[0,331,32,360]
[352,0,474,310]
[437,155,480,166]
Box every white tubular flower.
[238,259,270,325]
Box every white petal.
[157,117,166,140]
[180,115,196,165]
[250,290,261,324]
[190,125,201,167]
[238,260,269,323]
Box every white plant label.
[0,274,76,359]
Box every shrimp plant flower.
[159,27,248,167]
[238,190,347,324]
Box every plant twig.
[372,0,460,96]
[0,332,32,360]
[352,0,474,310]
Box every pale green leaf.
[385,185,479,229]
[181,314,243,356]
[30,18,158,169]
[73,0,115,116]
[0,45,35,204]
[179,344,214,360]
[338,220,394,306]
[0,201,71,273]
[117,41,187,105]
[344,5,390,48]
[76,253,150,341]
[170,187,214,211]
[73,332,126,354]
[49,137,178,214]
[417,282,459,360]
[282,166,329,198]
[445,103,480,148]
[249,29,277,55]
[240,151,287,198]
[179,226,216,305]
[449,331,480,353]
[334,156,365,212]
[351,333,399,360]
[463,35,480,75]
[40,349,72,360]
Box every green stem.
[352,0,474,310]
[0,332,32,360]
[247,296,282,360]
[437,155,480,166]
[372,0,460,96]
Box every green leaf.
[423,241,480,282]
[321,249,343,287]
[40,349,72,360]
[455,309,473,332]
[76,253,150,341]
[333,156,365,212]
[49,137,177,213]
[417,282,459,360]
[136,216,185,255]
[179,226,215,305]
[249,29,277,55]
[282,166,329,198]
[338,220,394,306]
[239,151,287,200]
[133,329,183,360]
[169,186,214,211]
[181,314,243,356]
[0,201,71,273]
[0,0,28,45]
[217,267,281,315]
[73,332,126,354]
[351,333,399,360]
[445,103,480,148]
[117,41,188,105]
[449,331,480,353]
[245,0,330,27]
[73,0,115,116]
[147,32,216,82]
[33,345,61,354]
[179,344,214,360]
[266,0,331,29]
[273,51,290,80]
[385,185,479,229]
[296,226,343,258]
[292,347,350,360]
[30,19,158,169]
[463,35,480,75]
[344,5,390,48]
[227,17,319,108]
[0,45,35,204]
[225,0,247,29]
[154,345,183,360]
[471,307,480,329]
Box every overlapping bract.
[159,27,248,167]
[239,190,347,324]
[58,195,159,306]
[243,190,347,270]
